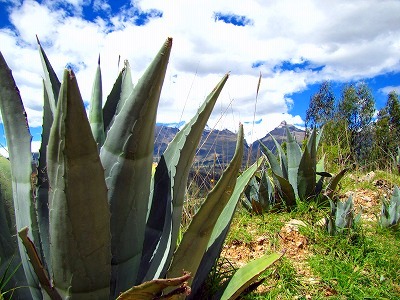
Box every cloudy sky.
[0,0,400,153]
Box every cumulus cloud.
[0,0,399,145]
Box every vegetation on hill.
[306,80,400,172]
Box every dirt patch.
[340,178,393,223]
[221,235,272,269]
[278,220,324,294]
[221,219,321,295]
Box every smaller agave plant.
[379,186,400,229]
[245,126,348,212]
[242,169,275,214]
[326,196,361,235]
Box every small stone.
[316,217,327,227]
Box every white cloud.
[0,0,399,144]
[93,0,111,13]
[9,0,66,45]
[380,85,400,95]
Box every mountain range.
[153,120,306,169]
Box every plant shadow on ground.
[207,178,400,299]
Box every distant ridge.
[153,121,305,167]
[250,120,306,157]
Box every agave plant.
[0,38,283,299]
[242,169,275,214]
[325,196,361,235]
[379,186,400,229]
[258,126,348,210]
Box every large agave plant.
[256,126,348,210]
[0,38,282,299]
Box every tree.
[386,91,400,135]
[337,82,375,165]
[305,81,335,130]
[374,91,400,167]
[338,83,375,132]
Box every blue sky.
[0,0,399,155]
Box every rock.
[316,217,327,227]
[360,171,375,182]
[286,219,307,229]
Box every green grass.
[340,169,400,193]
[307,227,400,299]
[239,258,303,300]
[224,209,288,246]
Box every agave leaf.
[285,126,302,198]
[326,168,349,199]
[273,171,296,209]
[220,252,284,300]
[244,176,260,205]
[306,127,318,162]
[100,38,172,295]
[102,69,122,132]
[272,135,288,179]
[117,273,191,300]
[37,36,60,115]
[36,44,57,271]
[387,186,400,227]
[35,80,52,276]
[297,144,315,201]
[209,157,264,239]
[47,69,111,298]
[379,199,390,228]
[167,124,243,285]
[335,196,354,230]
[241,196,252,212]
[89,55,105,147]
[259,170,274,210]
[114,60,134,116]
[189,157,264,298]
[315,175,331,200]
[327,199,336,235]
[140,73,229,282]
[260,142,283,178]
[137,155,172,283]
[102,60,134,133]
[0,51,42,298]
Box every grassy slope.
[214,169,400,299]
